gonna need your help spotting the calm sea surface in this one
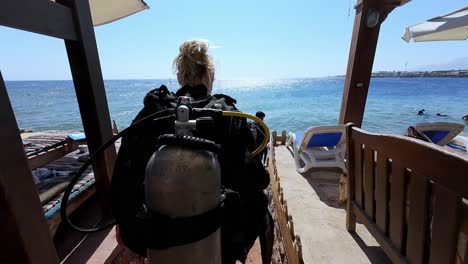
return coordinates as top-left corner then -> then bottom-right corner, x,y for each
5,78 -> 468,136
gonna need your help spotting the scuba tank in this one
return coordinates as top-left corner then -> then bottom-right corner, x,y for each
144,97 -> 222,263
58,85 -> 271,263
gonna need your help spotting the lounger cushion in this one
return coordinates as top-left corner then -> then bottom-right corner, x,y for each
421,130 -> 450,145
295,132 -> 343,148
68,133 -> 86,141
415,122 -> 465,146
308,133 -> 342,148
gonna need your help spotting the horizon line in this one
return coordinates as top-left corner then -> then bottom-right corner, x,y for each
4,69 -> 468,82
4,76 -> 339,82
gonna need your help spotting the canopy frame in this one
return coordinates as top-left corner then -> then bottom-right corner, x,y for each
339,0 -> 409,127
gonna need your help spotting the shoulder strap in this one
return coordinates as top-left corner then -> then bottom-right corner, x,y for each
212,93 -> 237,105
192,95 -> 238,111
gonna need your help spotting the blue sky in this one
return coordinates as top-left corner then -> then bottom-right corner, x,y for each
0,0 -> 467,80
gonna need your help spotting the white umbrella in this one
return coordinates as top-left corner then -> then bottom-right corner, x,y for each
89,0 -> 149,26
402,6 -> 468,42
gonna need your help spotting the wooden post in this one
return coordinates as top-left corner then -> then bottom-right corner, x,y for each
0,71 -> 59,264
346,124 -> 357,232
61,0 -> 116,213
339,0 -> 406,127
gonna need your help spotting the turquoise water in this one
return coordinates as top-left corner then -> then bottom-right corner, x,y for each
5,78 -> 468,136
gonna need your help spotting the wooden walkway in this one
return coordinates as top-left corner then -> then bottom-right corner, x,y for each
274,145 -> 390,264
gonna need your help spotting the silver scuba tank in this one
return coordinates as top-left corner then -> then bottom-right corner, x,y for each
144,98 -> 222,264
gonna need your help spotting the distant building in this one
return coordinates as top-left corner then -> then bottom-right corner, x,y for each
370,69 -> 468,78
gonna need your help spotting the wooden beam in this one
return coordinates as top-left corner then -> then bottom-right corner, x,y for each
61,0 -> 116,214
0,0 -> 77,40
339,0 -> 404,127
0,71 -> 59,264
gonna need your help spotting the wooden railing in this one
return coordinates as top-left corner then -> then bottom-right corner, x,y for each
269,132 -> 304,264
346,125 -> 468,263
272,131 -> 287,146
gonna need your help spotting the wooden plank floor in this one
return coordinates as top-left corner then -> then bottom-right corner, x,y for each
274,145 -> 391,264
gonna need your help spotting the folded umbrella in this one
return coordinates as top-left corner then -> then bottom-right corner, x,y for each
89,0 -> 149,26
402,6 -> 468,42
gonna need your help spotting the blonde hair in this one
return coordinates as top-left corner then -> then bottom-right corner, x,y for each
173,40 -> 215,92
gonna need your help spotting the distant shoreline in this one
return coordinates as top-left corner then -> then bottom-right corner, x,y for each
372,75 -> 468,78
336,70 -> 468,78
5,70 -> 468,82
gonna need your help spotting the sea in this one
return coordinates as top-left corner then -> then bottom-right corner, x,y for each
4,77 -> 468,137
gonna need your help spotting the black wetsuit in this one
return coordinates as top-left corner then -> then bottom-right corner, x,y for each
111,84 -> 271,264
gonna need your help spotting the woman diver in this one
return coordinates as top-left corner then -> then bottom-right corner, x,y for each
111,40 -> 272,264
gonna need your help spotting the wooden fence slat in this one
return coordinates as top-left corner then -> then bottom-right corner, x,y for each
354,143 -> 364,207
346,125 -> 356,232
406,174 -> 429,264
272,131 -> 278,146
464,242 -> 468,264
352,202 -> 407,263
389,162 -> 406,252
429,185 -> 461,264
375,153 -> 388,233
364,147 -> 375,219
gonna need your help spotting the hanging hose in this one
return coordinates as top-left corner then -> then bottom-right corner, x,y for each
60,109 -> 175,233
222,111 -> 270,156
61,109 -> 270,233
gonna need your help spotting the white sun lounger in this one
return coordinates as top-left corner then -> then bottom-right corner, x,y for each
414,122 -> 467,152
286,125 -> 347,174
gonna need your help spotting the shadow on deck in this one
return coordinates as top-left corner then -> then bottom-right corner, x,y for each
284,145 -> 345,209
274,145 -> 390,264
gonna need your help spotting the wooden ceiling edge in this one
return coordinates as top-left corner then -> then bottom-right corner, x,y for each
0,0 -> 78,41
398,0 -> 411,7
353,0 -> 409,18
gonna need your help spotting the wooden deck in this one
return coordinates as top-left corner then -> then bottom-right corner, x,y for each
273,145 -> 390,263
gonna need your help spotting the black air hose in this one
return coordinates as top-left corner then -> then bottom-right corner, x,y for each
60,109 -> 174,233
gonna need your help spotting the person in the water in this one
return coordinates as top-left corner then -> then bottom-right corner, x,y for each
463,114 -> 468,121
418,109 -> 425,115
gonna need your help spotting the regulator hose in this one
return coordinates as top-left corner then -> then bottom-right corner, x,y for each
222,111 -> 270,156
61,109 -> 270,233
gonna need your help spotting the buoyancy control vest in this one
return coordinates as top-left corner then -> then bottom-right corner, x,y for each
111,84 -> 272,263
